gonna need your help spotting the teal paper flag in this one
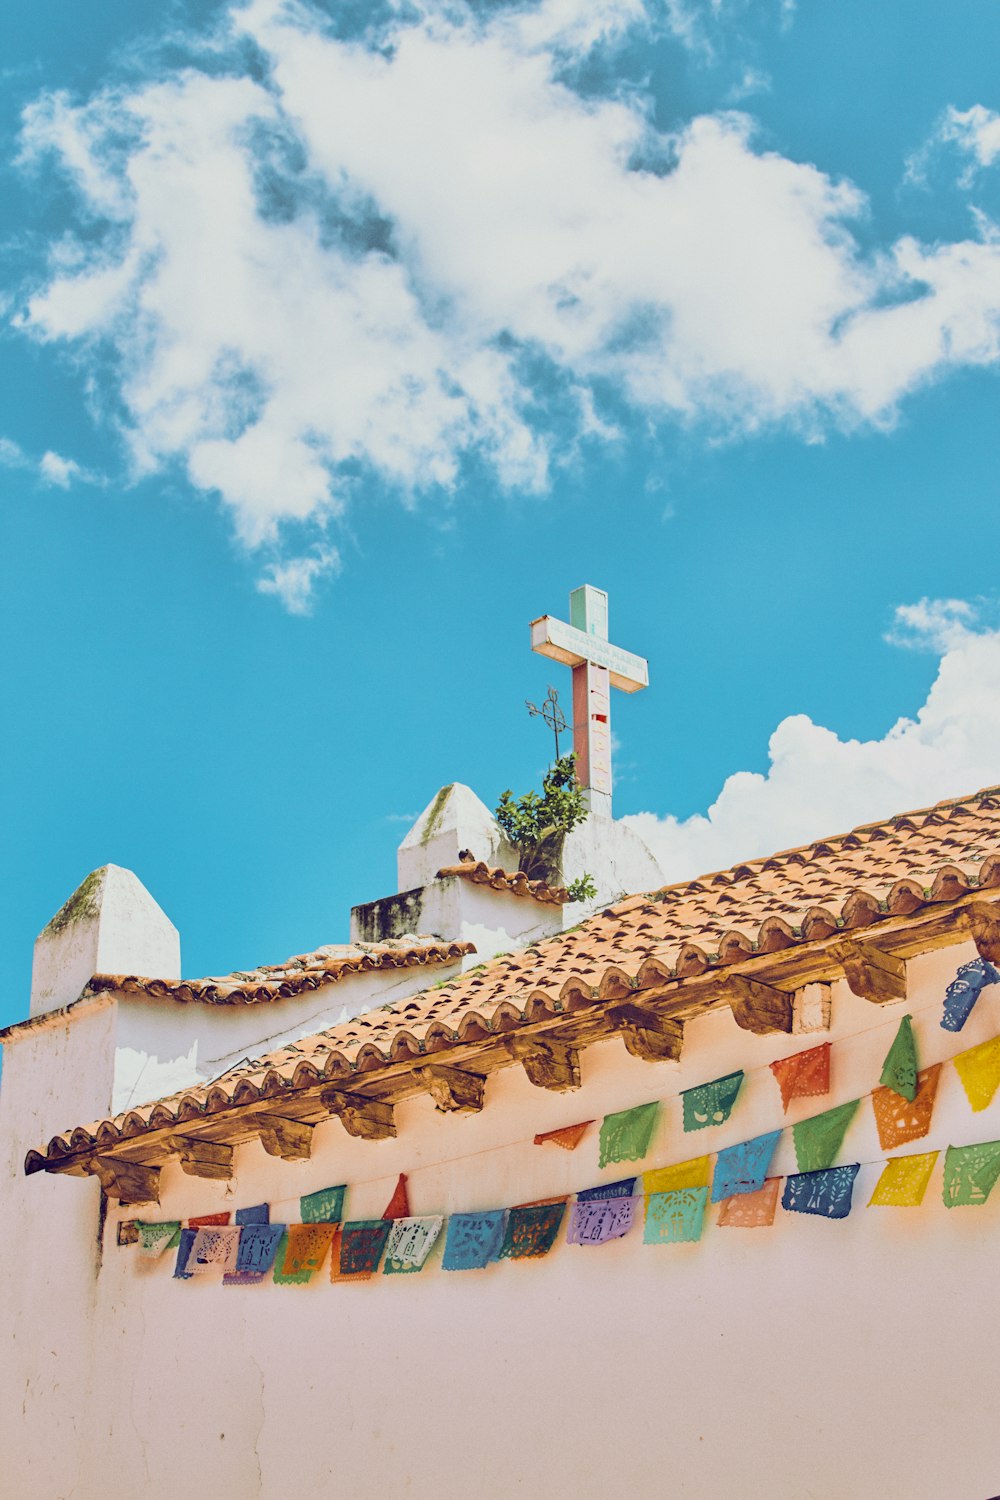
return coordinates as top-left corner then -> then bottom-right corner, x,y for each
643,1187 -> 708,1244
682,1072 -> 744,1132
598,1102 -> 659,1168
792,1099 -> 859,1172
300,1185 -> 346,1224
880,1015 -> 918,1101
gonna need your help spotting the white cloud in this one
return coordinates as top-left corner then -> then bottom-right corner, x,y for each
907,104 -> 1000,189
16,0 -> 1000,580
0,435 -> 94,488
39,450 -> 84,488
255,543 -> 341,613
624,599 -> 1000,882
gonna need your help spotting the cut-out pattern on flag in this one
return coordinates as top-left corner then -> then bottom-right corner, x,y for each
499,1200 -> 567,1260
274,1224 -> 336,1284
643,1186 -> 708,1244
717,1178 -> 780,1228
953,1036 -> 1000,1113
792,1099 -> 859,1172
383,1216 -> 444,1275
880,1015 -> 918,1101
869,1153 -> 939,1207
442,1210 -> 507,1271
941,957 -> 1000,1032
300,1185 -> 346,1224
188,1226 -> 241,1275
577,1177 -> 636,1201
712,1131 -> 782,1203
566,1194 -> 636,1245
872,1064 -> 941,1151
136,1221 -> 180,1258
333,1220 -> 393,1281
769,1043 -> 831,1111
224,1223 -> 286,1286
235,1204 -> 270,1226
381,1174 -> 409,1220
598,1102 -> 659,1168
173,1228 -> 197,1280
682,1071 -> 744,1132
782,1165 -> 860,1219
187,1213 -> 231,1228
942,1141 -> 1000,1207
533,1122 -> 592,1151
643,1157 -> 711,1194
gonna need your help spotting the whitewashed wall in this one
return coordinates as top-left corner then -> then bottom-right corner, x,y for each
4,939 -> 1000,1500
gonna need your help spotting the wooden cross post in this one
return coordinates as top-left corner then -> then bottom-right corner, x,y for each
530,585 -> 648,817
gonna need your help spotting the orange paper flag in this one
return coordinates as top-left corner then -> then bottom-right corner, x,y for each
382,1173 -> 410,1220
717,1178 -> 780,1228
534,1122 -> 592,1151
769,1043 -> 831,1111
872,1064 -> 941,1151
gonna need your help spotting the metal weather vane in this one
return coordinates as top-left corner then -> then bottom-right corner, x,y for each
525,684 -> 567,762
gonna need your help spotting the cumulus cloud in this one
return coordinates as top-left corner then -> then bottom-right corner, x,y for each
15,0 -> 1000,586
0,435 -> 94,488
255,543 -> 341,613
624,599 -> 1000,882
908,104 -> 1000,188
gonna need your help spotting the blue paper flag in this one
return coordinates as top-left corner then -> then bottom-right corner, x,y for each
235,1203 -> 270,1226
172,1227 -> 197,1279
643,1186 -> 708,1244
941,957 -> 1000,1032
577,1177 -> 636,1202
711,1130 -> 782,1203
442,1211 -> 507,1271
229,1223 -> 285,1280
782,1164 -> 860,1219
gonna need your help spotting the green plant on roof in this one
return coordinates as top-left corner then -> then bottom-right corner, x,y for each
495,753 -> 597,903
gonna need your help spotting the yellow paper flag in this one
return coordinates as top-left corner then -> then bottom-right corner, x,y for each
643,1156 -> 711,1194
869,1152 -> 939,1207
953,1035 -> 1000,1113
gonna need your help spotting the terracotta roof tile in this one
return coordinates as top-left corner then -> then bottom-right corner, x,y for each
26,783 -> 1000,1175
436,861 -> 568,905
84,936 -> 474,1006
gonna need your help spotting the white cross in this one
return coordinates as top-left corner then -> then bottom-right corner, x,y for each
529,585 -> 648,818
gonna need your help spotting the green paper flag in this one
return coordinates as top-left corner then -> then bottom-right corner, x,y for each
598,1102 -> 659,1167
942,1141 -> 1000,1207
880,1015 -> 918,1101
792,1099 -> 859,1172
301,1185 -> 346,1224
681,1072 -> 744,1132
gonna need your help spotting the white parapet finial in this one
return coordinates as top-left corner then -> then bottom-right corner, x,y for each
30,864 -> 180,1017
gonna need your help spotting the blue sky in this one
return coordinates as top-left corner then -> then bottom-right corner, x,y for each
4,0 -> 1000,1026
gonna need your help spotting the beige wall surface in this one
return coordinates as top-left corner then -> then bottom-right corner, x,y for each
4,940 -> 1000,1500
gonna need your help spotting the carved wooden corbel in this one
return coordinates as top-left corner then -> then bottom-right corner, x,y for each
505,1034 -> 581,1092
719,975 -> 794,1036
320,1089 -> 396,1140
828,939 -> 906,1004
417,1064 -> 486,1113
255,1113 -> 315,1161
88,1154 -> 160,1205
606,1003 -> 685,1063
966,901 -> 1000,965
168,1135 -> 234,1181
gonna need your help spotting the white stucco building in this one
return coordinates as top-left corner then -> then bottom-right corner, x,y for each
4,777 -> 1000,1499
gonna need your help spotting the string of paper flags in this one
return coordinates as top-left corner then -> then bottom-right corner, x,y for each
125,955 -> 1000,1283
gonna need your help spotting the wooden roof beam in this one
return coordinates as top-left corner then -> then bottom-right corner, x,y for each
89,1155 -> 159,1205
255,1113 -> 315,1161
417,1064 -> 485,1113
828,939 -> 906,1004
505,1033 -> 580,1091
718,975 -> 794,1036
320,1089 -> 396,1140
606,1003 -> 684,1063
168,1135 -> 234,1181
